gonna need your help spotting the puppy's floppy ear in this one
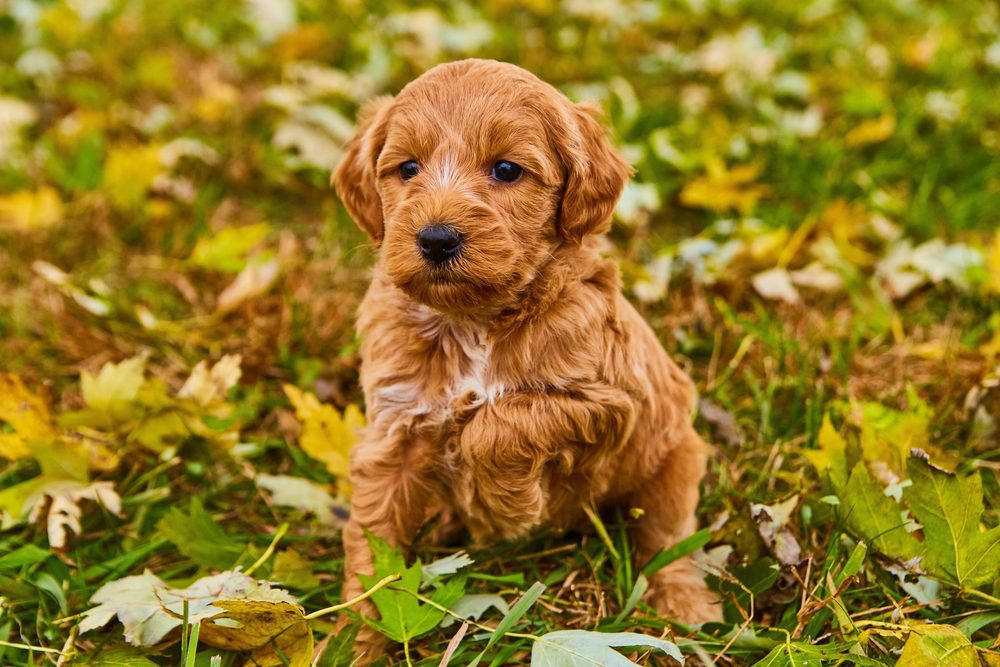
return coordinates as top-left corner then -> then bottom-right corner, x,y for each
557,103 -> 633,243
332,96 -> 393,242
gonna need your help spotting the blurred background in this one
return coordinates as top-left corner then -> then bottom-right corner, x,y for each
0,0 -> 998,664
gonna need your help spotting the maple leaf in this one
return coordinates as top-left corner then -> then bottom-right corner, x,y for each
81,356 -> 147,414
282,384 -> 362,496
842,462 -> 921,561
81,569 -> 304,658
679,159 -> 770,214
804,413 -> 848,489
358,532 -> 467,644
256,473 -> 344,524
0,373 -> 55,459
905,454 -> 1000,590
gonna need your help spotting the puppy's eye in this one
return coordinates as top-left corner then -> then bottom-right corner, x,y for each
399,161 -> 420,181
491,160 -> 523,183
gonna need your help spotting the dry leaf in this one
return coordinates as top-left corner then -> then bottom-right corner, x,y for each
216,257 -> 281,313
752,267 -> 801,304
0,187 -> 63,230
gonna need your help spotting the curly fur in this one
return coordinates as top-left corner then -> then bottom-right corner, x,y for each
333,59 -> 720,662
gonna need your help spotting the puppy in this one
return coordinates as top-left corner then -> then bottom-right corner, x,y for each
333,59 -> 719,660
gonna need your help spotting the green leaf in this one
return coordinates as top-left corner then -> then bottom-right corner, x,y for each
88,648 -> 159,666
842,463 -> 921,559
530,630 -> 682,666
0,544 -> 51,570
905,456 -> 1000,589
190,223 -> 271,272
897,624 -> 980,667
468,582 -> 546,667
156,498 -> 245,570
357,532 -> 467,644
954,611 -> 1000,638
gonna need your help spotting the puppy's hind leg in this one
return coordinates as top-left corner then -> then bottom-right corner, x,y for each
627,429 -> 721,624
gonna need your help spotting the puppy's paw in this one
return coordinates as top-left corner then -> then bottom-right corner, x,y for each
647,566 -> 722,625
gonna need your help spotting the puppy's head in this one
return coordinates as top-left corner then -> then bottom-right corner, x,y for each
334,59 -> 631,314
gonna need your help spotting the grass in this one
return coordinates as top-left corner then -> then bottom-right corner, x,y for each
0,0 -> 998,664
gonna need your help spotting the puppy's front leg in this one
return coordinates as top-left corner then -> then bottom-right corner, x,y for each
458,384 -> 635,540
341,432 -> 442,663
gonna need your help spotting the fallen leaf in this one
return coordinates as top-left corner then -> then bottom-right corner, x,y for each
256,473 -> 342,524
271,549 -> 320,589
177,355 -> 242,407
82,357 -> 147,413
752,267 -> 801,304
282,384 -> 362,496
0,374 -> 54,459
842,463 -> 921,561
750,495 -> 803,566
804,413 -> 848,489
530,630 -> 682,666
439,594 -> 509,628
897,624 -> 979,667
679,159 -> 770,214
845,114 -> 895,147
190,223 -> 271,272
0,187 -> 63,230
33,480 -> 121,548
80,570 -> 299,647
905,454 -> 1000,589
789,262 -> 843,292
216,256 -> 281,312
156,498 -> 245,570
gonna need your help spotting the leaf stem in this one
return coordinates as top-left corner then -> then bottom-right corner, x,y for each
303,574 -> 401,620
0,640 -> 67,655
401,587 -> 538,641
963,588 -> 1000,607
244,522 -> 289,577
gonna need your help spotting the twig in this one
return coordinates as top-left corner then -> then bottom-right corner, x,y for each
244,522 -> 289,577
0,640 -> 67,655
304,574 -> 401,620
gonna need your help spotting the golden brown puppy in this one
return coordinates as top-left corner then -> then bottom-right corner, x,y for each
334,58 -> 719,660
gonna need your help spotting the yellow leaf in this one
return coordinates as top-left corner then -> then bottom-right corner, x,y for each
0,374 -> 55,459
282,384 -> 362,496
0,187 -> 63,230
82,357 -> 147,412
102,144 -> 163,210
177,355 -> 243,407
846,114 -> 895,148
679,159 -> 770,214
804,413 -> 848,488
200,600 -> 313,667
818,199 -> 876,266
988,229 -> 1000,295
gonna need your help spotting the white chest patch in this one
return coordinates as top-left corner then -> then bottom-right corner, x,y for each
370,306 -> 505,428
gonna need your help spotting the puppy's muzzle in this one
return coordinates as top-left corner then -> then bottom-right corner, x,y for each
417,224 -> 463,265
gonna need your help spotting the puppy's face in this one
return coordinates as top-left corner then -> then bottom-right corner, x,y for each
334,60 -> 630,315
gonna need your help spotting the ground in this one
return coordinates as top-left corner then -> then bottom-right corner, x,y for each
0,0 -> 998,665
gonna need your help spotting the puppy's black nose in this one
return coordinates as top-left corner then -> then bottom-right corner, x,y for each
417,224 -> 463,265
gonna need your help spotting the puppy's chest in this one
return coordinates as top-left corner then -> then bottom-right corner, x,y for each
367,315 -> 504,433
